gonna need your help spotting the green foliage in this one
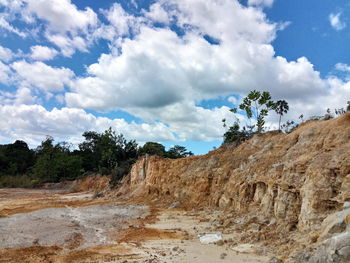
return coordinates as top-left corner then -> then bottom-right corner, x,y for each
223,91 -> 292,144
237,90 -> 276,133
139,142 -> 166,157
275,100 -> 289,131
223,121 -> 250,144
32,137 -> 82,183
166,145 -> 194,159
79,128 -> 137,174
0,128 -> 195,188
138,142 -> 193,159
78,128 -> 139,186
0,175 -> 35,188
0,140 -> 35,176
223,90 -> 277,144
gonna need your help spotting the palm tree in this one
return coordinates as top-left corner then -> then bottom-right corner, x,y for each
275,100 -> 289,131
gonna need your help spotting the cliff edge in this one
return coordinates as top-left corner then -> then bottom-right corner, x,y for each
123,113 -> 350,262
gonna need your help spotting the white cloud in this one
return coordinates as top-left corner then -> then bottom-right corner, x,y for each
143,3 -> 170,24
247,0 -> 274,8
46,34 -> 88,57
0,86 -> 36,105
129,101 -> 237,141
0,61 -> 12,84
0,0 -> 99,55
227,96 -> 239,105
329,12 -> 346,31
0,15 -> 27,37
11,60 -> 74,92
103,3 -> 133,36
335,63 -> 350,72
1,0 -> 350,147
63,0 -> 350,140
0,104 -> 177,147
0,45 -> 13,62
100,2 -> 145,40
65,2 -> 324,112
30,45 -> 58,61
25,0 -> 98,34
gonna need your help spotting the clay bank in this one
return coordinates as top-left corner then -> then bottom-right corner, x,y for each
122,113 -> 350,262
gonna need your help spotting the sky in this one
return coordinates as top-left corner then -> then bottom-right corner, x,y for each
0,0 -> 350,155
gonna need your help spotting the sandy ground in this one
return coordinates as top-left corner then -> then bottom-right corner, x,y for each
0,188 -> 270,263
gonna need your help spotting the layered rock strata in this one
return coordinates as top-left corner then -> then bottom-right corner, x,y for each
126,114 -> 350,261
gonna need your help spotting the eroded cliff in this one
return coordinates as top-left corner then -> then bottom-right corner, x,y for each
125,114 -> 350,262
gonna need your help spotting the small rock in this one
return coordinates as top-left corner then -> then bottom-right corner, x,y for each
32,238 -> 39,245
172,246 -> 179,251
231,244 -> 255,254
199,233 -> 223,244
220,253 -> 227,259
216,240 -> 224,246
168,201 -> 181,209
268,257 -> 283,263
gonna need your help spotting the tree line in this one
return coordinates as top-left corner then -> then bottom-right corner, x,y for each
0,128 -> 193,188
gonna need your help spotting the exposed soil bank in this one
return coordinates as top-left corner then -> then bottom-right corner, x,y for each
123,114 -> 350,262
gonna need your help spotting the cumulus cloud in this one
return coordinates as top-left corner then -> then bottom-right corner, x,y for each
63,0 -> 350,140
0,45 -> 13,62
0,15 -> 27,37
0,61 -> 12,84
143,3 -> 170,24
30,45 -> 58,61
25,0 -> 97,34
0,101 -> 239,148
335,63 -> 350,72
0,0 -> 99,56
1,0 -> 350,149
46,34 -> 88,57
11,60 -> 74,92
65,1 -> 325,119
26,0 -> 98,56
102,3 -> 136,36
0,104 -> 178,147
247,0 -> 274,8
329,12 -> 346,31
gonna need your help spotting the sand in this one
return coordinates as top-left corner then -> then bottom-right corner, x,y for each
0,188 -> 270,263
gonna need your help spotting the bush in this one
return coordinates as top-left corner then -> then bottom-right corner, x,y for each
223,122 -> 251,145
0,174 -> 35,188
109,160 -> 134,188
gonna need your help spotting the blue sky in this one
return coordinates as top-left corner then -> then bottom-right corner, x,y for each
0,0 -> 349,155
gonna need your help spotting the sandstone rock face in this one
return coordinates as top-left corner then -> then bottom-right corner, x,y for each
126,114 -> 350,259
295,205 -> 350,263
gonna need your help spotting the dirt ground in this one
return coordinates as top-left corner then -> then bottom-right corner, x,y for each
0,188 -> 270,263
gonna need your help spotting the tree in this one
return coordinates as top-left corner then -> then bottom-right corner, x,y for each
347,101 -> 350,112
275,100 -> 289,131
79,128 -> 139,185
139,142 -> 166,157
166,145 -> 194,159
33,137 -> 82,182
223,121 -> 250,144
0,140 -> 35,176
236,90 -> 276,133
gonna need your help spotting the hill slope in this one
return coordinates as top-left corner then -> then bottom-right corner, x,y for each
123,113 -> 350,262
